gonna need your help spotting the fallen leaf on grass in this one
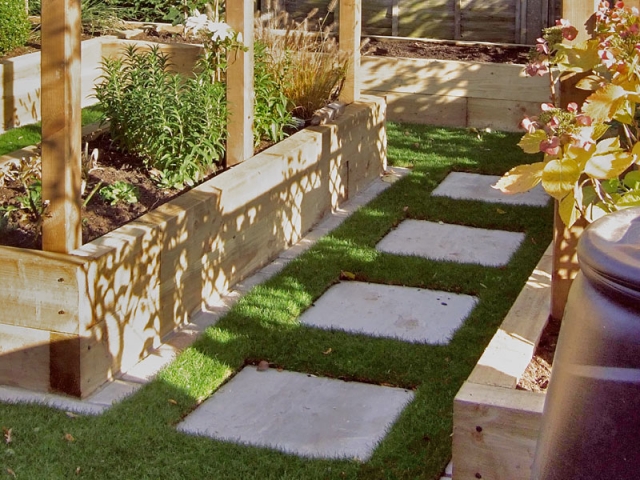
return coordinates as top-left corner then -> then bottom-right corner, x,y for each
65,411 -> 78,419
167,399 -> 178,405
496,208 -> 506,214
64,433 -> 75,442
403,206 -> 409,212
6,468 -> 15,477
322,348 -> 332,355
3,427 -> 12,444
340,271 -> 355,280
257,360 -> 270,371
75,467 -> 81,475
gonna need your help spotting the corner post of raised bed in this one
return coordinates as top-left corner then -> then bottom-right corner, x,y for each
40,0 -> 83,253
547,0 -> 598,320
226,0 -> 254,167
338,0 -> 361,104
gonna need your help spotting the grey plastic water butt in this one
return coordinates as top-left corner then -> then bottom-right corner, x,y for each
531,207 -> 640,479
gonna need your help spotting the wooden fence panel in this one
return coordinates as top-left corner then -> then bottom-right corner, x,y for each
268,0 -> 557,44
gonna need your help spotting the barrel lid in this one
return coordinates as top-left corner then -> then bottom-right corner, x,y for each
578,207 -> 640,294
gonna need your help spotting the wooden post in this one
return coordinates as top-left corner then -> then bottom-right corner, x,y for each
40,0 -> 82,252
226,0 -> 254,167
339,0 -> 361,104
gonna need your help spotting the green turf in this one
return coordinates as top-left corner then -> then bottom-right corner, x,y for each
0,105 -> 104,156
0,123 -> 552,479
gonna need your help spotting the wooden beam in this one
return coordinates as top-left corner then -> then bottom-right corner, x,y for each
226,0 -> 254,167
339,0 -> 361,104
41,0 -> 82,252
391,0 -> 399,36
454,0 -> 462,40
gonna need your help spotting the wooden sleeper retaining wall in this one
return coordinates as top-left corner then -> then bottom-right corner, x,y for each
0,96 -> 386,398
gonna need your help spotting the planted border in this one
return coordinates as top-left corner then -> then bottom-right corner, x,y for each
0,97 -> 386,397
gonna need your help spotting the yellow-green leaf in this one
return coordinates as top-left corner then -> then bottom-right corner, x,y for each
555,40 -> 601,73
585,150 -> 634,179
583,84 -> 629,122
542,159 -> 581,199
613,100 -> 636,124
517,130 -> 547,154
558,191 -> 581,227
618,189 -> 640,207
576,75 -> 604,91
564,143 -> 596,170
493,162 -> 544,193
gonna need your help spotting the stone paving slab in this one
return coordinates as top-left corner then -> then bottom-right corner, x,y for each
376,220 -> 525,267
432,172 -> 549,206
300,282 -> 477,344
177,367 -> 414,460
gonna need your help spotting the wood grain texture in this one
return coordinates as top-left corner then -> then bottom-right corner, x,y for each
41,0 -> 83,252
453,381 -> 545,480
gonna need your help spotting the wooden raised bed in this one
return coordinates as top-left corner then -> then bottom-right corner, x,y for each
0,96 -> 386,398
360,54 -> 549,132
0,37 -> 204,133
452,244 -> 552,480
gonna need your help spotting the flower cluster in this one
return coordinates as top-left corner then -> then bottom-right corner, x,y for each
594,1 -> 640,80
185,10 -> 236,42
495,2 -> 640,226
525,20 -> 578,77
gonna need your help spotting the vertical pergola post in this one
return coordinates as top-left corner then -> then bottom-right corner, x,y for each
40,0 -> 82,253
339,0 -> 361,104
226,0 -> 254,167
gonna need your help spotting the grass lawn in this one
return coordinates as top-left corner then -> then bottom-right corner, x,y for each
0,122 -> 552,479
0,106 -> 103,156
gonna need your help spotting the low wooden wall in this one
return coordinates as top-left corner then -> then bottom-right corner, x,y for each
0,97 -> 386,397
452,244 -> 551,480
0,37 -> 203,134
360,55 -> 549,132
4,36 -> 547,134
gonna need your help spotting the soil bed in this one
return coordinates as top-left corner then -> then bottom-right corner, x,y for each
360,37 -> 531,64
517,315 -> 561,392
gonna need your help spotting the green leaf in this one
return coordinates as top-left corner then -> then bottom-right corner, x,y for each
623,170 -> 640,189
517,130 -> 547,154
613,99 -> 636,124
542,159 -> 581,200
493,162 -> 544,194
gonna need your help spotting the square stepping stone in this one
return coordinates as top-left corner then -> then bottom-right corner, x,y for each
300,282 -> 476,344
376,220 -> 524,267
432,172 -> 548,206
177,367 -> 413,460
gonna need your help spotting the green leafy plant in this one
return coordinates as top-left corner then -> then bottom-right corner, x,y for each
28,0 -> 125,35
99,181 -> 139,205
0,0 -> 31,56
95,45 -> 227,186
495,1 -> 640,226
253,41 -> 295,146
0,156 -> 47,224
255,0 -> 350,119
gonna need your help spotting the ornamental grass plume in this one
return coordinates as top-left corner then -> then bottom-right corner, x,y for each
255,0 -> 349,119
495,1 -> 640,227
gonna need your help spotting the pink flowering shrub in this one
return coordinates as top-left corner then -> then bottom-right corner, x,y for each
495,1 -> 640,226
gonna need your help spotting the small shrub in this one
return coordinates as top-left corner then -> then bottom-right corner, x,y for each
0,0 -> 31,56
28,0 -> 125,35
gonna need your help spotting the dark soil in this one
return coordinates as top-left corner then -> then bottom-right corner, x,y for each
517,315 -> 561,392
360,37 -> 531,64
0,133 -> 185,249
